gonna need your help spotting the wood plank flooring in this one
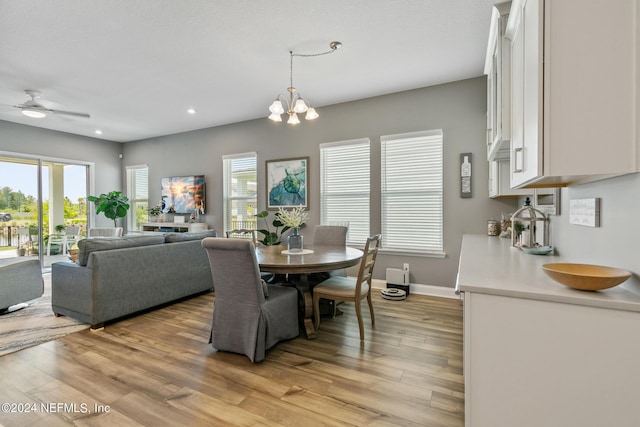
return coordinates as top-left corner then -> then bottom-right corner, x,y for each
0,290 -> 464,427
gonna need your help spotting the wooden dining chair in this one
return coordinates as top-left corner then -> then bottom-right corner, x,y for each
312,234 -> 382,340
225,228 -> 256,243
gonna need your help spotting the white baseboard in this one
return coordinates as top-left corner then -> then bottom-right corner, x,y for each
371,279 -> 459,299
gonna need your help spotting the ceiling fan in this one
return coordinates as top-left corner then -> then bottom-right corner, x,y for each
14,90 -> 90,119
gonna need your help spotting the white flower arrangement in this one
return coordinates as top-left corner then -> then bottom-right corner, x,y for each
275,206 -> 308,229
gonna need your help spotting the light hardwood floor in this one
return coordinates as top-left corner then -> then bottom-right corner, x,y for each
0,290 -> 464,426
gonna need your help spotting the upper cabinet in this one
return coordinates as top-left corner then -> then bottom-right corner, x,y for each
506,0 -> 640,188
484,2 -> 512,162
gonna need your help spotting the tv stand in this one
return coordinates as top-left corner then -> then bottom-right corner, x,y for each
141,222 -> 208,233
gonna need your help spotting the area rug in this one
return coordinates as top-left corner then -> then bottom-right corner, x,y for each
0,273 -> 89,356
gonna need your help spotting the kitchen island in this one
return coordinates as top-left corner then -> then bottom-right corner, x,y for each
457,234 -> 640,427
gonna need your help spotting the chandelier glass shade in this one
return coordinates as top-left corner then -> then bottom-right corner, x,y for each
268,41 -> 341,125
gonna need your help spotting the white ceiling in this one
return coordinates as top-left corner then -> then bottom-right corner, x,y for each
0,0 -> 499,143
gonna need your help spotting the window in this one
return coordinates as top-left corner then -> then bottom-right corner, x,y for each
381,130 -> 443,253
320,139 -> 370,245
223,153 -> 257,233
126,165 -> 149,232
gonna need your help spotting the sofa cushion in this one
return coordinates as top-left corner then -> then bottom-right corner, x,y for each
164,230 -> 218,243
77,235 -> 165,266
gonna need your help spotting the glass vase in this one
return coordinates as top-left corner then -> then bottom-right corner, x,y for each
288,228 -> 303,253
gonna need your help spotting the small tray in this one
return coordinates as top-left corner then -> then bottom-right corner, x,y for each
521,246 -> 553,255
281,249 -> 314,255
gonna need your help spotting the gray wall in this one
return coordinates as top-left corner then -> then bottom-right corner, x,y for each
552,173 -> 640,294
123,77 -> 518,287
0,120 -> 123,228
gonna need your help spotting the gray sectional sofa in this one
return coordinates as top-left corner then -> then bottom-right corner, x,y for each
51,230 -> 217,328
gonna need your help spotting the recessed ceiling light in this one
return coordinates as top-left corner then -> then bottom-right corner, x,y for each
95,130 -> 102,135
187,108 -> 196,115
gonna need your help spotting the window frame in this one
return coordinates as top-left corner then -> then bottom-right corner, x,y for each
222,152 -> 258,234
125,164 -> 149,233
319,138 -> 371,246
380,130 -> 444,256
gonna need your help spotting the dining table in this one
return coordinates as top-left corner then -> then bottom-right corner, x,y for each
255,244 -> 363,339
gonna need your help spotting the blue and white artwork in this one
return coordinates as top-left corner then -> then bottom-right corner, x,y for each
266,157 -> 308,209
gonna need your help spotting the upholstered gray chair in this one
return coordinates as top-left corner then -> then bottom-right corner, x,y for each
313,234 -> 381,341
201,238 -> 299,363
1,260 -> 44,313
312,225 -> 348,247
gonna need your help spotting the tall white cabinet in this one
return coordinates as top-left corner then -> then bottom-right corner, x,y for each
506,0 -> 640,188
485,2 -> 532,198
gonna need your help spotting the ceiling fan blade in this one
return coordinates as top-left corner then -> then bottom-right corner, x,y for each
50,109 -> 91,118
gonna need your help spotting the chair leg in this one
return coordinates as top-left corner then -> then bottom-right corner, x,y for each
367,292 -> 375,326
312,294 -> 321,331
355,300 -> 365,340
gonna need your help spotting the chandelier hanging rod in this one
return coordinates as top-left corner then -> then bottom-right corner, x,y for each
268,41 -> 342,125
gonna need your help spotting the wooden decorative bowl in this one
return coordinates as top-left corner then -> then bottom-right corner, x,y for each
542,263 -> 632,291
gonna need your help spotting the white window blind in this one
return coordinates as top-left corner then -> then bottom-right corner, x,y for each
320,139 -> 370,246
381,130 -> 443,252
126,165 -> 148,231
223,153 -> 257,233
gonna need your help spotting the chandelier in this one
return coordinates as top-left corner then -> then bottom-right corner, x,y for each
268,41 -> 342,124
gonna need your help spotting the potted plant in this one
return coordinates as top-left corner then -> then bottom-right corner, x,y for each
54,224 -> 65,234
67,242 -> 79,262
148,203 -> 163,222
256,210 -> 289,246
88,191 -> 130,227
256,207 -> 308,247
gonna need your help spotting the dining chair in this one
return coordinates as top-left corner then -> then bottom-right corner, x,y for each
225,229 -> 275,282
312,225 -> 348,247
312,234 -> 382,341
310,224 -> 349,315
201,237 -> 299,363
225,228 -> 256,243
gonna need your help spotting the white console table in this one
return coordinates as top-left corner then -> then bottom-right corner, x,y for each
141,222 -> 208,233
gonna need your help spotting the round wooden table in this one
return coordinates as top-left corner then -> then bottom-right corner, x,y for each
256,245 -> 363,338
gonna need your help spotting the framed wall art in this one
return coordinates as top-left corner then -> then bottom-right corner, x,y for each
160,175 -> 206,214
265,157 -> 308,210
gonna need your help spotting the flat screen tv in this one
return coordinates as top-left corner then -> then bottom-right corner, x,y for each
160,175 -> 205,214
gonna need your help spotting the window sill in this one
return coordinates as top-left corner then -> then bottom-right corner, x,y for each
379,248 -> 446,258
348,244 -> 446,259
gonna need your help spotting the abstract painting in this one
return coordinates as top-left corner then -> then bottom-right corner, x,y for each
265,157 -> 308,210
161,175 -> 206,214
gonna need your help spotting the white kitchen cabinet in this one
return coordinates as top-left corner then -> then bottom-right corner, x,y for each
488,159 -> 531,198
484,2 -> 512,161
506,0 -> 639,188
464,292 -> 640,427
457,234 -> 640,427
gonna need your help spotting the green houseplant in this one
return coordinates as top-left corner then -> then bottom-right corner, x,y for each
255,207 -> 308,246
88,191 -> 130,227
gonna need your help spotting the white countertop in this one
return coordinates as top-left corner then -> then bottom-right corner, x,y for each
456,234 -> 640,313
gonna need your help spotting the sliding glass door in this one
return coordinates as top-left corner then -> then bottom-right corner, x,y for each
0,155 -> 89,269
